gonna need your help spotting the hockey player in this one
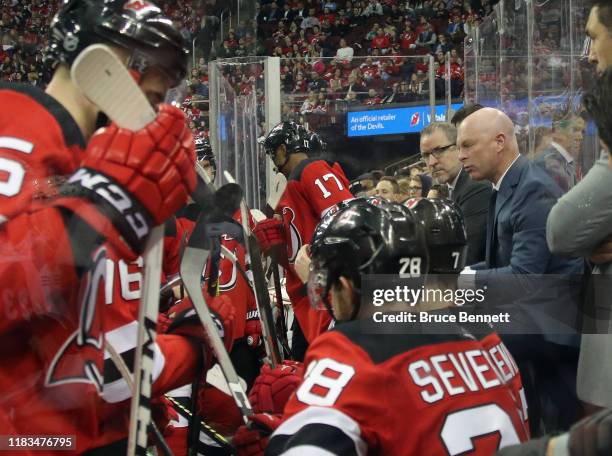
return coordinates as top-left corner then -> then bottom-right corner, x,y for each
0,0 -> 189,221
0,1 -> 204,453
0,84 -> 196,454
236,198 -> 529,455
254,121 -> 353,359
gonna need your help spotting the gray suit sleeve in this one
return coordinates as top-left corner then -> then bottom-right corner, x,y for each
546,156 -> 612,257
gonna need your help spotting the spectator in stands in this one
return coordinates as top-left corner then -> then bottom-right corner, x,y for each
463,13 -> 479,36
308,70 -> 326,91
364,88 -> 382,105
346,72 -> 367,98
371,28 -> 391,54
329,68 -> 344,92
294,1 -> 309,21
293,72 -> 307,93
399,22 -> 418,53
375,176 -> 400,202
362,0 -> 384,17
300,91 -> 318,114
434,33 -> 453,54
301,8 -> 321,29
281,3 -> 295,22
394,178 -> 411,203
334,9 -> 351,34
407,174 -> 432,200
322,1 -> 338,12
381,82 -> 400,103
318,33 -> 335,57
415,21 -> 437,52
320,7 -> 336,25
315,90 -> 330,112
234,38 -> 249,56
447,14 -> 465,42
335,38 -> 354,63
265,2 -> 282,22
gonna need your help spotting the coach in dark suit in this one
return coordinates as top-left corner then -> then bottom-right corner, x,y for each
457,107 -> 583,435
457,108 -> 582,278
420,122 -> 491,264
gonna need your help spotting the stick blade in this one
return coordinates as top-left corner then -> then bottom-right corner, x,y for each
268,172 -> 287,211
71,44 -> 155,130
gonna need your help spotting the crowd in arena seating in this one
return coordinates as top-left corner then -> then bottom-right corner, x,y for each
249,0 -> 485,115
0,0 -> 493,139
0,0 -> 216,137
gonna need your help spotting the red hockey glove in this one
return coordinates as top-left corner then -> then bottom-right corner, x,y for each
197,383 -> 244,436
166,294 -> 236,355
249,361 -> 304,414
157,312 -> 172,334
245,315 -> 262,349
151,395 -> 179,437
54,104 -> 196,254
233,413 -> 282,456
253,218 -> 285,255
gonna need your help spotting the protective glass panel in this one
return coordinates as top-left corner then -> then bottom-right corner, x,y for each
463,0 -> 599,185
209,57 -> 267,209
277,55 -> 459,178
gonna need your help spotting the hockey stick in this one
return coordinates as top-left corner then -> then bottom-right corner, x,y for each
223,171 -> 283,367
263,172 -> 291,358
179,212 -> 254,422
71,44 -> 166,456
105,343 -> 173,456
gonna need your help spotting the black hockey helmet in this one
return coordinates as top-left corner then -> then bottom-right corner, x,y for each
195,137 -> 216,179
308,197 -> 428,321
262,121 -> 315,169
410,198 -> 467,273
46,0 -> 188,87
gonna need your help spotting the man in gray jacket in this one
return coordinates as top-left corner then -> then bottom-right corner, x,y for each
546,2 -> 612,414
496,6 -> 612,452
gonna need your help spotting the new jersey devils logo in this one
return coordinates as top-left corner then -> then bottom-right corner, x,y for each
410,112 -> 420,127
46,248 -> 106,393
202,237 -> 239,292
218,245 -> 239,292
282,207 -> 302,264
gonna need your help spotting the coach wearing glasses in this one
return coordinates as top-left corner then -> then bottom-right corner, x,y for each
420,121 -> 491,264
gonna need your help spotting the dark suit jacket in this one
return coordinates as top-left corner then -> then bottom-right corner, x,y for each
472,155 -> 582,275
452,168 -> 491,265
472,155 -> 583,343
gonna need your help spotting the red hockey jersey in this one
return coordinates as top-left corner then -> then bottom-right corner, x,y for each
0,83 -> 198,452
276,159 -> 352,343
269,315 -> 529,455
0,84 -> 103,453
0,83 -> 85,222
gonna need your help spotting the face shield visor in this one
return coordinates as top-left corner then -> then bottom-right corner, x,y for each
307,258 -> 332,311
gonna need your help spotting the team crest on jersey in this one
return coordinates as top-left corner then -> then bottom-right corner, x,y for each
202,244 -> 239,292
282,206 -> 302,263
46,248 -> 106,393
